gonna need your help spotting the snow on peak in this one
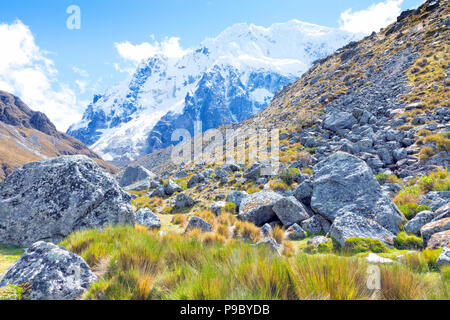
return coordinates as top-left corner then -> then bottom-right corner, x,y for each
67,20 -> 361,163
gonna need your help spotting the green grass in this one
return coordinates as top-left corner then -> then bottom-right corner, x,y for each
0,244 -> 24,276
60,226 -> 448,300
394,232 -> 423,250
343,237 -> 388,255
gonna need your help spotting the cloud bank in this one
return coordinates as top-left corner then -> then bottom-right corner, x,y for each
339,0 -> 403,34
0,20 -> 82,131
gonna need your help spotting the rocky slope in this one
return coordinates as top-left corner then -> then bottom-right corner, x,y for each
135,0 -> 449,178
0,90 -> 117,179
67,20 -> 359,164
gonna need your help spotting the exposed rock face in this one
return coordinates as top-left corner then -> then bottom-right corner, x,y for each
272,196 -> 310,226
292,181 -> 313,205
238,190 -> 283,226
432,203 -> 450,222
261,223 -> 272,238
366,253 -> 393,264
210,201 -> 226,215
301,215 -> 328,235
330,212 -> 396,246
311,152 -> 404,234
0,156 -> 135,247
119,165 -> 156,187
421,218 -> 450,246
185,216 -> 212,232
135,208 -> 161,229
404,211 -> 435,236
427,230 -> 450,249
0,241 -> 96,300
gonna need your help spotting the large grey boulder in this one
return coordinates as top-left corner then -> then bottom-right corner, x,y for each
164,179 -> 182,196
252,238 -> 281,255
421,218 -> 450,246
0,241 -> 96,300
436,247 -> 450,268
244,162 -> 273,180
272,196 -> 310,226
123,179 -> 151,192
311,152 -> 404,235
323,112 -> 357,132
301,215 -> 324,235
432,203 -> 450,222
119,165 -> 155,187
210,201 -> 226,216
238,190 -> 283,226
135,208 -> 161,229
185,216 -> 212,232
0,156 -> 135,247
175,193 -> 195,209
226,191 -> 248,209
187,173 -> 205,188
404,211 -> 435,236
330,212 -> 396,246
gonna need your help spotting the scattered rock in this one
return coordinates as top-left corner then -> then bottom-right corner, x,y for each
292,181 -> 313,205
185,216 -> 212,232
286,223 -> 307,240
306,236 -> 329,247
420,191 -> 450,212
164,179 -> 182,196
187,173 -> 205,188
404,211 -> 435,236
261,223 -> 272,238
226,191 -> 248,209
210,201 -> 226,215
272,196 -> 310,226
323,112 -> 357,132
238,190 -> 283,226
119,165 -> 155,187
0,241 -> 96,300
330,212 -> 395,246
427,230 -> 450,249
421,218 -> 450,246
252,238 -> 281,255
0,156 -> 135,247
175,193 -> 195,209
436,247 -> 450,268
135,208 -> 161,229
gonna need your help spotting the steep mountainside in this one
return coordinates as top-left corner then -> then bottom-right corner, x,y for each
134,0 -> 449,178
0,91 -> 117,179
67,20 -> 359,164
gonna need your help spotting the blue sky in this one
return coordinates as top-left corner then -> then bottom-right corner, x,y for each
0,0 -> 423,130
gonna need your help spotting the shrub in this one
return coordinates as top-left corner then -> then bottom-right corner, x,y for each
0,284 -> 26,300
246,187 -> 261,194
394,232 -> 423,250
161,206 -> 173,215
397,203 -> 430,220
344,237 -> 388,255
302,168 -> 313,176
132,196 -> 163,211
419,146 -> 436,161
375,173 -> 403,185
280,168 -> 300,186
224,202 -> 236,213
268,180 -> 290,191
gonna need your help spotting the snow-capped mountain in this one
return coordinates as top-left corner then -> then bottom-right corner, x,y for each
67,20 -> 361,163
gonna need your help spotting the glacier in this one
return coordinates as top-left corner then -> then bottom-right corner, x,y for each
67,20 -> 361,164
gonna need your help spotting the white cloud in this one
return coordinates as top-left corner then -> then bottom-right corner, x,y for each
72,66 -> 89,77
0,20 -> 82,131
114,36 -> 186,64
339,0 -> 403,34
75,79 -> 87,93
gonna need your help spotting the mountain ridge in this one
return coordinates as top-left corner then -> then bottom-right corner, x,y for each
67,20 -> 360,165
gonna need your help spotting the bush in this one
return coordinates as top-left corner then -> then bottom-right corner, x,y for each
344,237 -> 388,255
224,202 -> 236,213
280,168 -> 300,186
394,232 -> 423,250
303,239 -> 334,255
375,173 -> 402,185
161,206 -> 173,215
397,204 -> 430,220
0,284 -> 26,300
